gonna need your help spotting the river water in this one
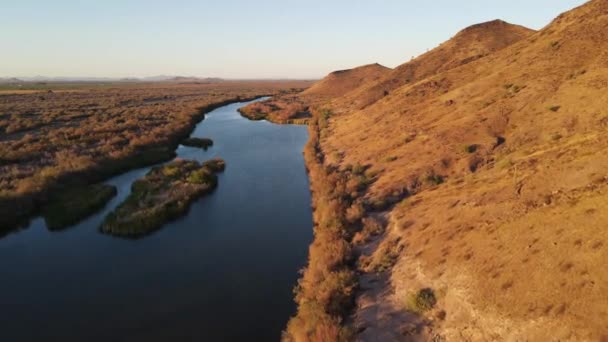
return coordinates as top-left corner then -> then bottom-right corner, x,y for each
0,98 -> 313,341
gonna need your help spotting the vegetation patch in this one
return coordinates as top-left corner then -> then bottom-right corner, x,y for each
42,183 -> 117,230
284,108 -> 359,342
100,158 -> 224,238
181,137 -> 213,149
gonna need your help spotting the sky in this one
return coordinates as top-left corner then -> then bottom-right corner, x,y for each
1,0 -> 588,79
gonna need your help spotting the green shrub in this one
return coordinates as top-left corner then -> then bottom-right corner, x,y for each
406,288 -> 437,314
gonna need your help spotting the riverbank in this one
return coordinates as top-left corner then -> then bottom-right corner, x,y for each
283,109 -> 357,341
0,81 -> 310,234
235,102 -> 369,341
237,96 -> 310,125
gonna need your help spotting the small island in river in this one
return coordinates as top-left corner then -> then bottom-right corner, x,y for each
101,158 -> 225,238
181,137 -> 214,149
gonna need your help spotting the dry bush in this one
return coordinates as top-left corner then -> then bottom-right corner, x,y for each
284,109 -> 358,341
360,237 -> 403,273
352,216 -> 385,245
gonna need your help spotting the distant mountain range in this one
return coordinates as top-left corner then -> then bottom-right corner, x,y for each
0,76 -> 225,84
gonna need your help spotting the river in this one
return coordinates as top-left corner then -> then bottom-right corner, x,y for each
0,98 -> 313,341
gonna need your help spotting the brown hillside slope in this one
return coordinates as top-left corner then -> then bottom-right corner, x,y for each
334,20 -> 535,111
316,0 -> 608,340
302,63 -> 392,98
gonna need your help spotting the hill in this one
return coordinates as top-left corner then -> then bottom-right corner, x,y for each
237,63 -> 390,123
302,63 -> 392,98
285,0 -> 608,340
334,19 -> 535,111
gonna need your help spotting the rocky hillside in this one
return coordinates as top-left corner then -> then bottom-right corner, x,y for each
288,0 -> 608,340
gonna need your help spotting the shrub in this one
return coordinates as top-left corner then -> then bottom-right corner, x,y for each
202,158 -> 226,172
367,197 -> 390,211
162,165 -> 180,177
425,174 -> 444,186
551,132 -> 563,141
187,169 -> 214,184
362,238 -> 402,272
549,105 -> 561,112
351,163 -> 365,175
345,202 -> 364,224
404,133 -> 416,143
464,144 -> 478,154
352,217 -> 384,245
383,156 -> 398,162
284,302 -> 352,342
406,288 -> 437,314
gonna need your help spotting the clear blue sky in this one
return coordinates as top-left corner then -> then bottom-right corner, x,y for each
1,0 -> 587,79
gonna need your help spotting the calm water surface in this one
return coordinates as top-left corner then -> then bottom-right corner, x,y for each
0,98 -> 313,341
